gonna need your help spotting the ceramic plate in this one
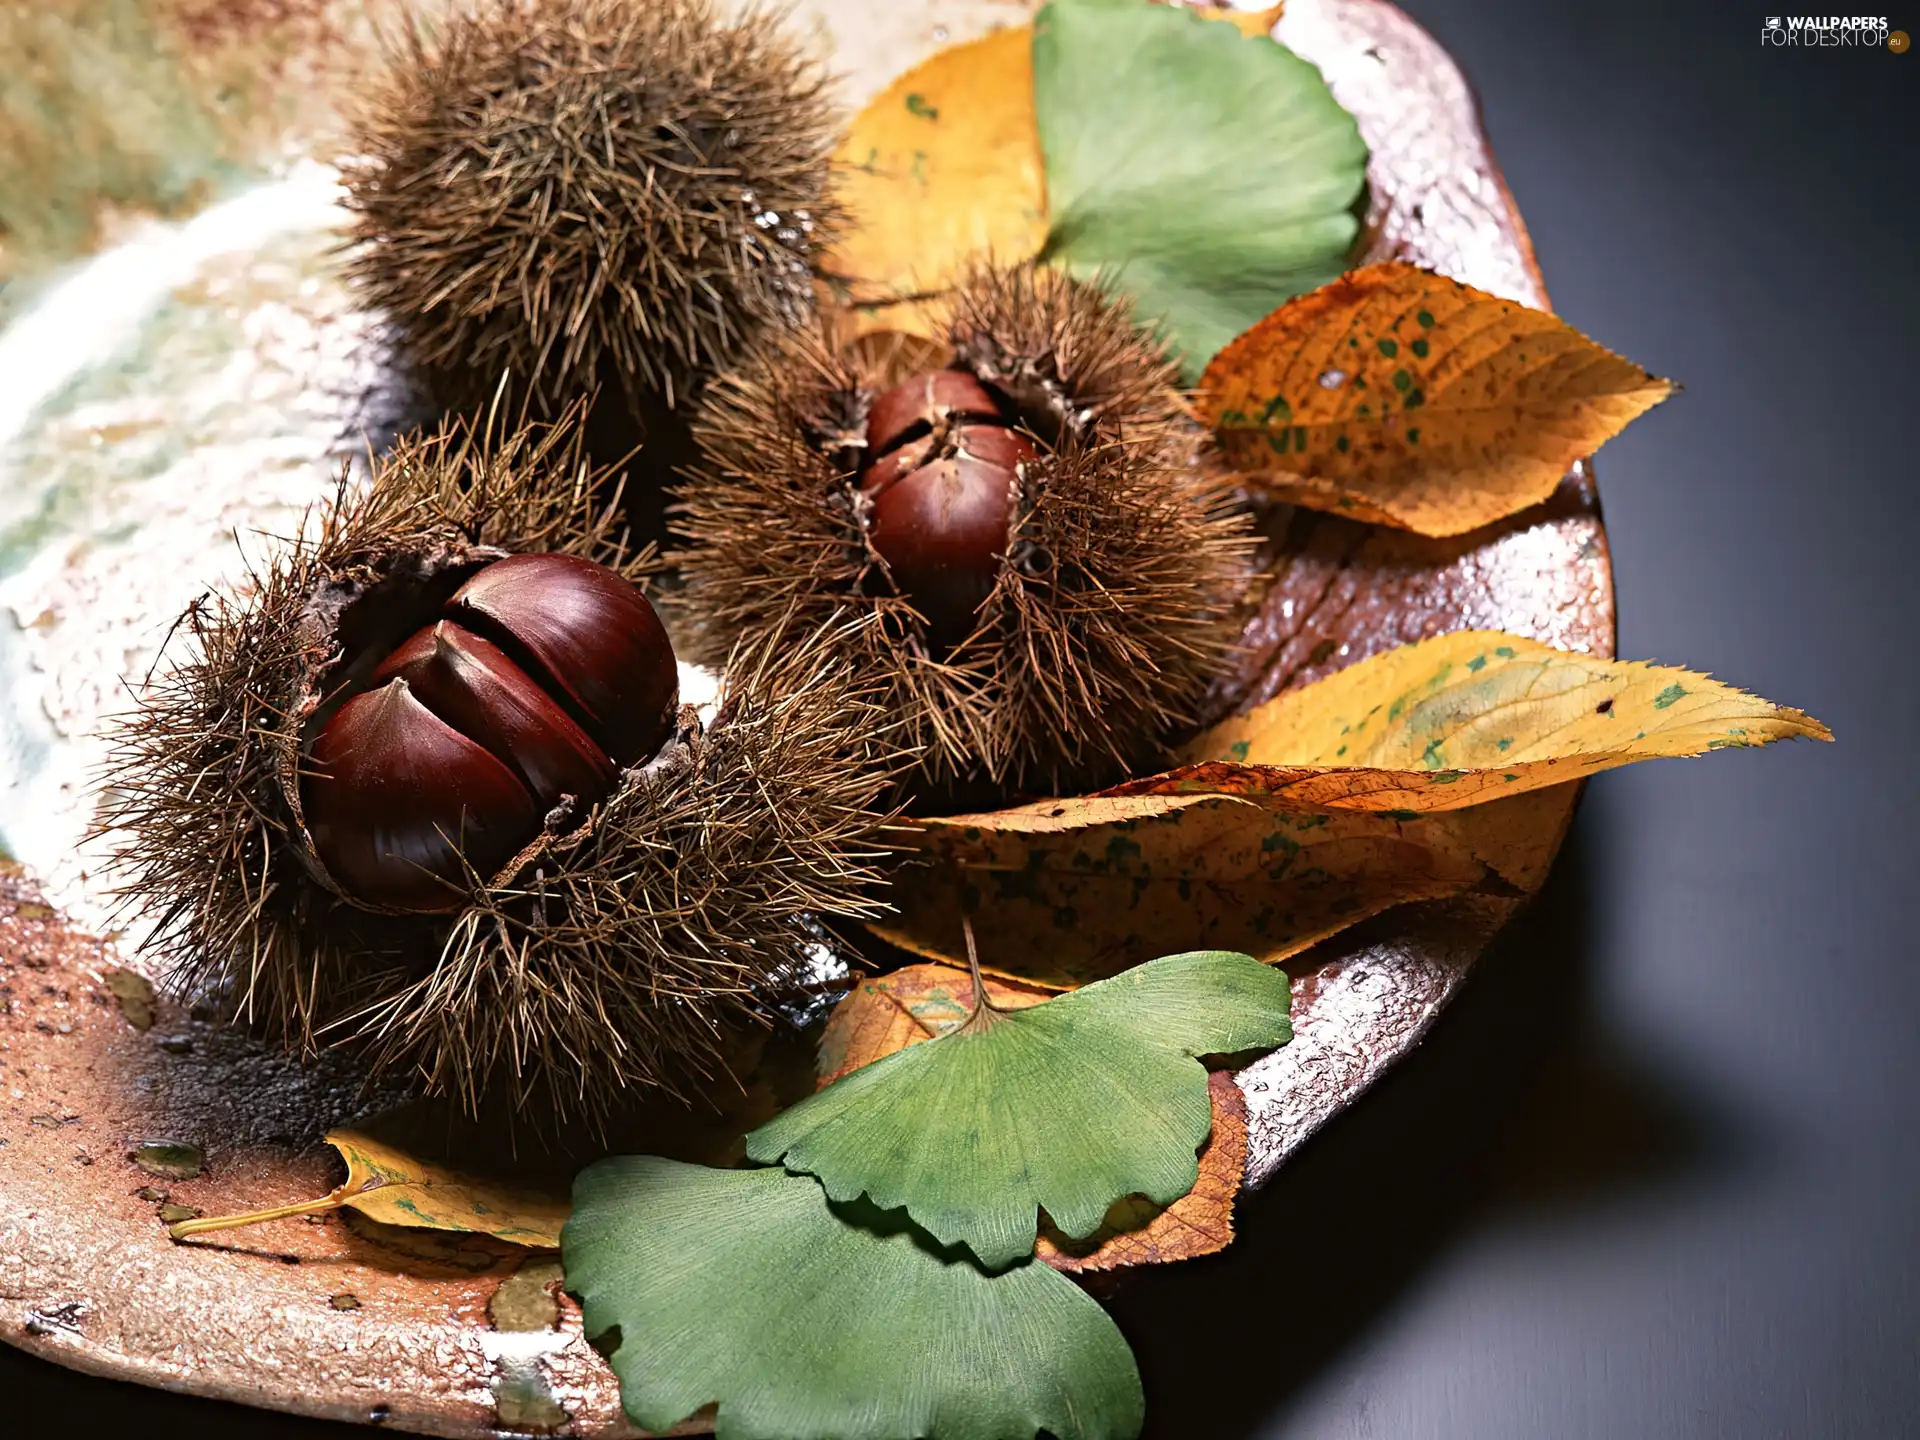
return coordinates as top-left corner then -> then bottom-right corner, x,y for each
0,1 -> 1609,1432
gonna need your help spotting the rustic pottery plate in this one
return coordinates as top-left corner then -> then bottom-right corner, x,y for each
0,0 -> 1610,1433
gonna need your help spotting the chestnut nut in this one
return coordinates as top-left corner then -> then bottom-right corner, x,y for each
303,554 -> 676,913
860,369 -> 1036,647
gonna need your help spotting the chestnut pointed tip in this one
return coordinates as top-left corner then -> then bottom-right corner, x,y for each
866,370 -> 1005,459
854,369 -> 1047,649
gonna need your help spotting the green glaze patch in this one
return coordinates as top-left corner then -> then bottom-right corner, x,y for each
0,0 -> 292,308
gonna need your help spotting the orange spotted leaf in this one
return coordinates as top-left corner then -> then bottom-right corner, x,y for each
1200,263 -> 1676,535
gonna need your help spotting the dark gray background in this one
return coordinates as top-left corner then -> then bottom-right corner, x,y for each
5,0 -> 1915,1434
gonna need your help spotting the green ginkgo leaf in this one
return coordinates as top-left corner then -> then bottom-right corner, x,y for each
746,950 -> 1293,1270
563,1158 -> 1144,1440
1033,0 -> 1368,379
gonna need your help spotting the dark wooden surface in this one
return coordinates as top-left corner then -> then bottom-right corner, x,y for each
5,0 -> 1916,1435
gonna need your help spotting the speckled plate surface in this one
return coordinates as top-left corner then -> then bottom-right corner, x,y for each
0,1 -> 1610,1433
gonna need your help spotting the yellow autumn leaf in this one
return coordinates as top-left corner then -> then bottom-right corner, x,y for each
1106,631 -> 1830,813
823,4 -> 1288,337
1076,3 -> 1289,39
168,1127 -> 569,1249
870,790 -> 1505,987
1199,262 -> 1677,536
823,25 -> 1047,337
1184,3 -> 1289,40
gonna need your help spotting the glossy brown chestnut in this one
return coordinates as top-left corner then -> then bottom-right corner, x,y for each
864,369 -> 1003,461
303,554 -> 676,913
449,553 -> 678,766
305,680 -> 543,913
861,371 -> 1036,646
373,620 -> 616,812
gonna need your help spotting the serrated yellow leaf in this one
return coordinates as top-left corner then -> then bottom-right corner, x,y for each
1119,631 -> 1830,813
876,632 -> 1827,983
1200,263 -> 1677,536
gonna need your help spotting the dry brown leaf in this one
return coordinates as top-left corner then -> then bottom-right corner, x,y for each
1200,262 -> 1676,535
1190,3 -> 1288,39
874,632 -> 1827,984
1111,630 -> 1831,813
814,963 -> 1056,1086
870,791 -> 1504,988
822,4 -> 1290,337
1434,786 -> 1581,896
1037,1070 -> 1247,1272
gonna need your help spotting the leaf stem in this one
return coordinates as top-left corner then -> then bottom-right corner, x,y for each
167,1173 -> 386,1242
958,915 -> 1005,1034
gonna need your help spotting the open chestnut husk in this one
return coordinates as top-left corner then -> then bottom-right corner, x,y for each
670,262 -> 1258,799
100,414 -> 895,1120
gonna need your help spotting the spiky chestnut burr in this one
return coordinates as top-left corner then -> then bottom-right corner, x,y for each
98,414 -> 895,1122
340,0 -> 837,417
670,263 -> 1259,800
